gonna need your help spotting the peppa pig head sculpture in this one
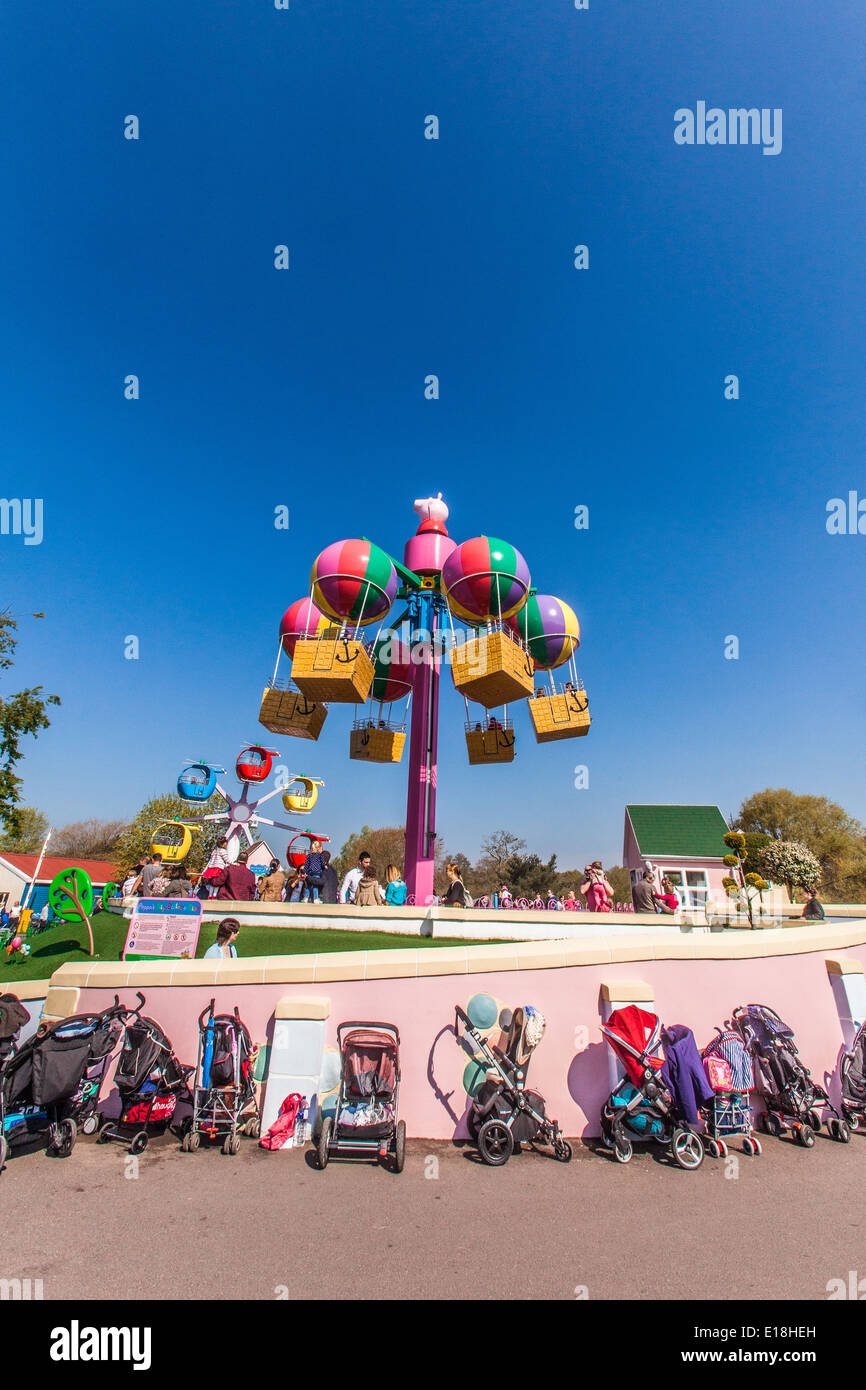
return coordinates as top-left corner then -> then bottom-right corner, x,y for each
405,493 -> 457,575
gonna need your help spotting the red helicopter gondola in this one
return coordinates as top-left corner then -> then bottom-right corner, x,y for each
235,744 -> 279,783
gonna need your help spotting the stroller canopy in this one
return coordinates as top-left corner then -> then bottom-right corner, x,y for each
341,1029 -> 399,1100
601,1006 -> 664,1087
115,1016 -> 186,1097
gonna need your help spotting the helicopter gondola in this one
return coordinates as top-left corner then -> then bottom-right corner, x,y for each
177,761 -> 226,801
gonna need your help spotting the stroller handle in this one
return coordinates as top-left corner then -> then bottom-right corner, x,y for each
198,998 -> 216,1031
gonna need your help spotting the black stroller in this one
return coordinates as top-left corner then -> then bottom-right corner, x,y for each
181,1000 -> 261,1154
732,1004 -> 850,1146
455,1004 -> 572,1165
97,993 -> 193,1154
841,1019 -> 866,1132
1,994 -> 125,1171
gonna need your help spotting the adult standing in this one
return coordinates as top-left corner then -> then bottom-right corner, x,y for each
134,855 -> 164,896
631,868 -> 660,914
340,850 -> 372,905
211,849 -> 257,901
440,863 -> 467,908
581,862 -> 614,913
319,851 -> 339,904
161,866 -> 192,897
259,860 -> 286,902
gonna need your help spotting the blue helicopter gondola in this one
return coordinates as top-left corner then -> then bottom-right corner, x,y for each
177,760 -> 226,802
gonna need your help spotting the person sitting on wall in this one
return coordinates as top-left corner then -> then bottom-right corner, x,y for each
204,917 -> 241,960
210,848 -> 257,901
802,888 -> 826,921
340,851 -> 372,905
439,863 -> 467,908
631,868 -> 661,914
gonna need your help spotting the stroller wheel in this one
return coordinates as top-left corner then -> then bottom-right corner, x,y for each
795,1124 -> 815,1148
848,1112 -> 862,1132
759,1112 -> 781,1138
705,1138 -> 724,1159
829,1118 -> 851,1144
53,1119 -> 77,1159
129,1132 -> 149,1156
187,1130 -> 200,1152
393,1120 -> 406,1173
671,1128 -> 704,1170
553,1139 -> 573,1163
808,1109 -> 823,1133
317,1117 -> 333,1170
222,1133 -> 241,1156
80,1114 -> 99,1137
742,1135 -> 761,1156
0,1133 -> 9,1171
477,1119 -> 514,1166
245,1117 -> 261,1139
613,1137 -> 632,1164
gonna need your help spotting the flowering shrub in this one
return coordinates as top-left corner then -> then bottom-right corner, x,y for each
759,840 -> 821,894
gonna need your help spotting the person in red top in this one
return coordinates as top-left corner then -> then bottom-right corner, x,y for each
656,876 -> 680,914
211,848 -> 257,901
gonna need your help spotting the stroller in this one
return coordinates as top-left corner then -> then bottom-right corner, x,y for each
454,1003 -> 572,1165
701,1027 -> 761,1157
1,995 -> 125,1171
317,1021 -> 406,1172
731,1004 -> 850,1146
97,993 -> 193,1154
599,1006 -> 704,1169
840,1018 -> 866,1133
181,999 -> 261,1154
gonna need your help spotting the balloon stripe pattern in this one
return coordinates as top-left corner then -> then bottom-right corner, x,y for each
370,636 -> 413,702
442,536 -> 531,625
507,593 -> 580,670
311,539 -> 398,626
279,597 -> 329,656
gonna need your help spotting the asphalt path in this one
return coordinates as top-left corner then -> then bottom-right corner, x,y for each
2,1129 -> 864,1300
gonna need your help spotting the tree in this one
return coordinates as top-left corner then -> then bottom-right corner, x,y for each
478,830 -> 525,882
507,851 -> 559,899
333,825 -> 445,885
759,840 -> 821,898
0,805 -> 49,852
735,789 -> 866,902
0,610 -> 60,837
114,793 -> 228,872
603,865 -> 631,904
53,818 -> 128,860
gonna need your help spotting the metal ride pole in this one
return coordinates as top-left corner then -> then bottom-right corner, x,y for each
405,590 -> 439,906
21,826 -> 52,912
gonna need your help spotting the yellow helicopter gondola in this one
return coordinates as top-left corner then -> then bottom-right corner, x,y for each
281,776 -> 325,815
149,819 -> 203,863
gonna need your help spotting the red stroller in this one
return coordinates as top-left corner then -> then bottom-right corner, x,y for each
316,1022 -> 405,1172
599,1006 -> 704,1169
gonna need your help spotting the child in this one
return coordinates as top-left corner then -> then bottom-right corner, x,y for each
384,864 -> 408,906
301,840 -> 326,902
355,864 -> 384,907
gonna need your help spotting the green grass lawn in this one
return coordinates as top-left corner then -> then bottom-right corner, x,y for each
0,910 -> 508,985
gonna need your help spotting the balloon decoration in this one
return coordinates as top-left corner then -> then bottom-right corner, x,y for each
279,597 -> 329,657
310,539 -> 398,626
441,536 -> 531,625
370,636 -> 413,703
507,593 -> 580,670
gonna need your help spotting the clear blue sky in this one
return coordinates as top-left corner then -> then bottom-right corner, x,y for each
2,0 -> 864,871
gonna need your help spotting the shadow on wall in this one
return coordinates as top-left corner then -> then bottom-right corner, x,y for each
567,1041 -> 608,1140
427,1023 -> 467,1133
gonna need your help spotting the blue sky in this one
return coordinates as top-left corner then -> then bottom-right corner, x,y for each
2,0 -> 864,871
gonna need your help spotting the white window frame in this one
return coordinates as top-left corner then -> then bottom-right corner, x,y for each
660,867 -> 709,910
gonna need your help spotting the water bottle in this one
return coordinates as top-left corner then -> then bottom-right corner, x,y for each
293,1097 -> 307,1146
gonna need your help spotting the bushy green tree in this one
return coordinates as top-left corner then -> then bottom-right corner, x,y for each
0,611 -> 60,836
114,793 -> 228,872
0,805 -> 49,852
759,840 -> 822,898
736,789 -> 866,902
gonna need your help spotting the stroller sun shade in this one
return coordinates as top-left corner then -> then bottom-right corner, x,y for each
341,1030 -> 398,1099
601,1006 -> 665,1087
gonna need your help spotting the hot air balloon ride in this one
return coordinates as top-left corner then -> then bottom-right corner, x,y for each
444,536 -> 534,709
291,539 -> 398,704
177,760 -> 225,801
260,597 -> 331,741
350,633 -> 413,763
508,593 -> 590,743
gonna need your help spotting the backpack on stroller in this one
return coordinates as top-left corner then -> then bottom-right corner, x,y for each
97,993 -> 193,1154
1,996 -> 125,1170
599,1006 -> 705,1169
181,999 -> 261,1154
454,1003 -> 572,1165
731,1004 -> 850,1147
840,1018 -> 866,1132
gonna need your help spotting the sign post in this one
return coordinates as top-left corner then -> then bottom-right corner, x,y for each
122,898 -> 204,962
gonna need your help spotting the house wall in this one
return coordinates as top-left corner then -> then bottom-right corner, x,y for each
43,922 -> 866,1140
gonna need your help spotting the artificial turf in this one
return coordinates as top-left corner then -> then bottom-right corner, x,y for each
0,910 -> 508,984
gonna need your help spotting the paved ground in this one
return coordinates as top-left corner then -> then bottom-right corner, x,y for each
2,1129 -> 864,1300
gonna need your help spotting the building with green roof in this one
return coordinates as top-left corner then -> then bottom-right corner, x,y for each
623,804 -> 730,911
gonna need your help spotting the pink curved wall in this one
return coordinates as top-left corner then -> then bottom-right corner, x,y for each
74,941 -> 864,1139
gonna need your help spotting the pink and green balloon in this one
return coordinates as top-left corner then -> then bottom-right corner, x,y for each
507,593 -> 580,670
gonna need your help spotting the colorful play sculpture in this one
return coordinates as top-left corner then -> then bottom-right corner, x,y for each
177,761 -> 225,801
48,866 -> 95,956
150,820 -> 202,863
507,592 -> 591,743
281,776 -> 324,814
236,745 -> 278,782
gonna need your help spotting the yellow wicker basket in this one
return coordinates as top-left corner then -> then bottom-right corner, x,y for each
291,637 -> 375,704
258,685 -> 327,741
465,723 -> 516,765
450,630 -> 535,708
528,689 -> 591,743
349,726 -> 407,764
